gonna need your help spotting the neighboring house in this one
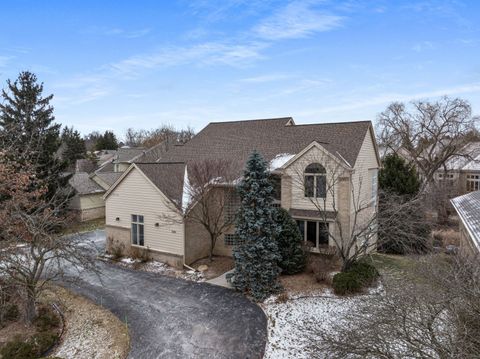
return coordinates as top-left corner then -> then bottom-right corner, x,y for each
104,117 -> 380,267
68,172 -> 106,221
432,142 -> 480,194
68,147 -> 145,221
451,190 -> 480,255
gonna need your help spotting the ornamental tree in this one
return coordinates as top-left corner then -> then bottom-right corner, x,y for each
274,208 -> 306,275
227,151 -> 282,301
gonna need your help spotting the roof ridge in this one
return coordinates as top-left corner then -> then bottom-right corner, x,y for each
289,120 -> 372,127
208,117 -> 293,125
137,161 -> 185,164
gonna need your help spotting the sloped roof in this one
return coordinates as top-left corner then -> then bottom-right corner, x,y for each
132,142 -> 168,163
451,190 -> 480,252
160,118 -> 371,169
444,142 -> 480,171
135,162 -> 186,208
116,147 -> 146,163
109,118 -> 374,210
94,171 -> 122,188
69,172 -> 105,195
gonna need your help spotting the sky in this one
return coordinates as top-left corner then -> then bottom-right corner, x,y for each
1,0 -> 480,137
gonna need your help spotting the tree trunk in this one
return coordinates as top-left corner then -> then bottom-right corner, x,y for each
209,234 -> 215,262
24,291 -> 36,324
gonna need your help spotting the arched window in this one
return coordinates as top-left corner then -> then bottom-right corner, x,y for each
304,163 -> 326,198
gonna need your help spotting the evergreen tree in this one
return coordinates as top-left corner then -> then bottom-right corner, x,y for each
379,153 -> 420,196
227,151 -> 282,301
0,71 -> 67,202
60,126 -> 86,170
95,131 -> 118,150
274,208 -> 307,274
378,153 -> 429,254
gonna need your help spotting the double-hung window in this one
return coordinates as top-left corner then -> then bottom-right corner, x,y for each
304,163 -> 327,198
131,215 -> 144,246
466,174 -> 480,192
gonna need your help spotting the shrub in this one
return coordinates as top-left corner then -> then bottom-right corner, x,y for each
0,337 -> 36,359
333,259 -> 379,295
109,239 -> 124,261
274,208 -> 307,275
3,303 -> 19,322
332,272 -> 362,295
348,261 -> 379,286
34,306 -> 60,332
129,246 -> 149,263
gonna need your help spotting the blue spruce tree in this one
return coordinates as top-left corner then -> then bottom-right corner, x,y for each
227,151 -> 282,301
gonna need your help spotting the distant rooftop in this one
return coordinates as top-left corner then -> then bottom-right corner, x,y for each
451,190 -> 480,252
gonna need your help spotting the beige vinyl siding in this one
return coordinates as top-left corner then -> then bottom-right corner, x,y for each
80,193 -> 104,210
284,145 -> 349,212
350,128 -> 379,251
105,167 -> 184,255
352,128 -> 380,212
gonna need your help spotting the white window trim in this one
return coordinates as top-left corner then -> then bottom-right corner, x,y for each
131,214 -> 145,246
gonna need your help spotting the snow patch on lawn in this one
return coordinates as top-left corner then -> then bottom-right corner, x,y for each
262,287 -> 380,358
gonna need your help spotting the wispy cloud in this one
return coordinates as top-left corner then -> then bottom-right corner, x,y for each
299,82 -> 480,116
240,73 -> 291,83
253,0 -> 343,40
109,41 -> 267,77
412,40 -> 436,52
0,56 -> 13,68
83,26 -> 151,39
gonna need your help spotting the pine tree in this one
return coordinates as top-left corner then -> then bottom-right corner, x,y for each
379,153 -> 420,196
227,151 -> 282,301
0,71 -> 67,202
378,153 -> 428,254
274,208 -> 306,274
60,126 -> 87,170
95,130 -> 118,150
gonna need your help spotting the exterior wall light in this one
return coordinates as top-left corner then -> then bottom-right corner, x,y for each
115,217 -> 120,221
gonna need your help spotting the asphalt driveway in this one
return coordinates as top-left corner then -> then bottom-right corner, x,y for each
62,230 -> 267,359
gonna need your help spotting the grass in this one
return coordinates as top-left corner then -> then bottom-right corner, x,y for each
370,253 -> 417,274
62,218 -> 105,235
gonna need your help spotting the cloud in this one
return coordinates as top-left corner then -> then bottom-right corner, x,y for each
109,41 -> 267,77
240,73 -> 291,83
83,26 -> 151,39
253,0 -> 343,40
412,41 -> 436,52
298,82 -> 480,116
0,56 -> 13,68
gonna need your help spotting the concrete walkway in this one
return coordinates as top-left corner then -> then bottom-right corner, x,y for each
206,269 -> 234,288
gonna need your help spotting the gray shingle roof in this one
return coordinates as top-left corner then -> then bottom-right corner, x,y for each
160,118 -> 371,169
451,190 -> 480,252
121,118 -> 373,209
94,172 -> 123,188
116,147 -> 146,163
135,163 -> 186,208
69,172 -> 105,195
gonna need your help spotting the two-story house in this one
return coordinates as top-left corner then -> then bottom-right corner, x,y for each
103,118 -> 380,267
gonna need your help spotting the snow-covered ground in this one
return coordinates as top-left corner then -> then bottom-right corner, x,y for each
262,286 -> 381,359
100,255 -> 205,282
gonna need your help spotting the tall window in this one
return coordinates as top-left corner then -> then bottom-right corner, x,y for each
466,174 -> 480,192
296,220 -> 329,249
304,163 -> 326,198
224,190 -> 241,222
269,174 -> 282,205
370,168 -> 378,206
131,215 -> 144,246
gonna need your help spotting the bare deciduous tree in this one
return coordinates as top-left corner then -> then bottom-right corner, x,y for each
184,159 -> 237,261
377,96 -> 479,187
313,254 -> 480,358
0,154 -> 96,323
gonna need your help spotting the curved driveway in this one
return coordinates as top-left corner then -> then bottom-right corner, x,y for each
62,230 -> 267,359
